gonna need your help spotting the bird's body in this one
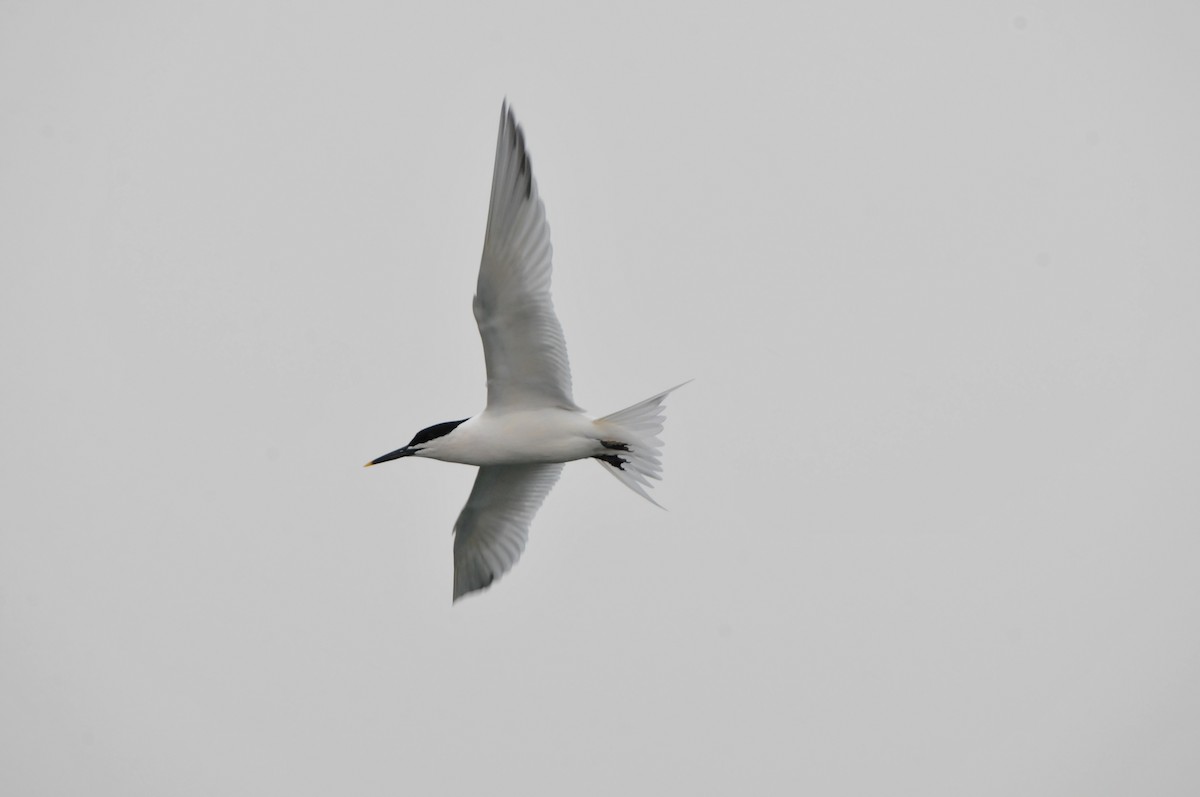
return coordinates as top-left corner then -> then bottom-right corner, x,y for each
367,102 -> 685,601
420,409 -> 604,467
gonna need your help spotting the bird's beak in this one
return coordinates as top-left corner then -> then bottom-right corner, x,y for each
363,446 -> 416,467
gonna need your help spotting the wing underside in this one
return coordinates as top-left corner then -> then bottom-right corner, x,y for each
452,463 -> 563,601
475,103 -> 578,411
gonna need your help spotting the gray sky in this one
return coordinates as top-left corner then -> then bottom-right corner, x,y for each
3,2 -> 1199,794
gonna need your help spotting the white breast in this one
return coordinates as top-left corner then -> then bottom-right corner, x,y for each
424,408 -> 599,466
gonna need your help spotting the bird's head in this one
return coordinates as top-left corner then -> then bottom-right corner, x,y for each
364,418 -> 468,467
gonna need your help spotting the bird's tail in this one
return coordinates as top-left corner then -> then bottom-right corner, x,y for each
592,381 -> 690,508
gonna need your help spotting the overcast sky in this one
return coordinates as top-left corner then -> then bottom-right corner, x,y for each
3,2 -> 1199,795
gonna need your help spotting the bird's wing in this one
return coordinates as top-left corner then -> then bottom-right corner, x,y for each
452,463 -> 563,601
474,102 -> 579,412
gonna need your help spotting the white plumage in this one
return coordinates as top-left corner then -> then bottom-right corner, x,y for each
367,102 -> 686,601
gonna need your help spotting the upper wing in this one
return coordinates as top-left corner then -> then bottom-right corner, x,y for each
452,463 -> 563,601
474,102 -> 579,412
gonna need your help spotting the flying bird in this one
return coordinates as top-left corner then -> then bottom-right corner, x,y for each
366,102 -> 686,601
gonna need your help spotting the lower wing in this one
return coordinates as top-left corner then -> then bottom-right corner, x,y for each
452,463 -> 564,601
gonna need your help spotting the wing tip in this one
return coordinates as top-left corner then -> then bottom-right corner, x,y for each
452,570 -> 495,603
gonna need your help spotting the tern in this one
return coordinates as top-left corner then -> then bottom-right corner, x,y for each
366,102 -> 686,601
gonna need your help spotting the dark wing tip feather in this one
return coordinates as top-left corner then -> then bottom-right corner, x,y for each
500,100 -> 534,201
453,569 -> 495,603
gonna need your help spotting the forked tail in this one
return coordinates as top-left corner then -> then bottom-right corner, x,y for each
592,381 -> 691,508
